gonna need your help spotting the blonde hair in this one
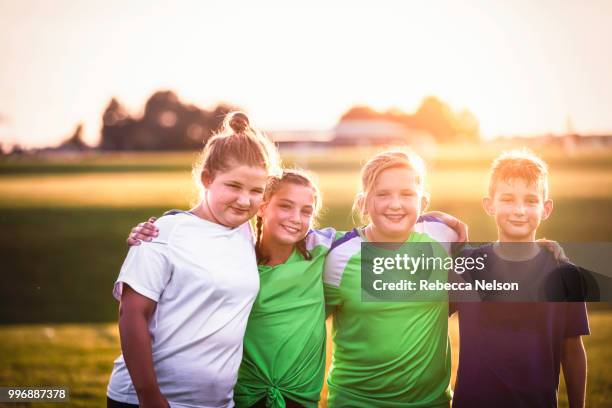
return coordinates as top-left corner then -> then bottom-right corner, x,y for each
488,148 -> 549,199
255,169 -> 322,264
352,150 -> 427,224
192,111 -> 280,196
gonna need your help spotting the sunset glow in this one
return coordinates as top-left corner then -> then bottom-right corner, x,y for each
1,0 -> 611,147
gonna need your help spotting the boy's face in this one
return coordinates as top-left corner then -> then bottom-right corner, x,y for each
483,178 -> 553,242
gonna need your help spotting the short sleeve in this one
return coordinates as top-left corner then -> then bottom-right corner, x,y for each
324,283 -> 342,317
564,302 -> 590,338
414,216 -> 459,253
113,241 -> 172,303
323,249 -> 345,317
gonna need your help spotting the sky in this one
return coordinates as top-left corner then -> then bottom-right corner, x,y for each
0,0 -> 611,148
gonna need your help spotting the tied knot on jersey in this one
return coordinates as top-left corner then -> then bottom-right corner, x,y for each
265,386 -> 285,408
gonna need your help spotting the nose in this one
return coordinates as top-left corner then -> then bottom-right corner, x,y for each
513,202 -> 526,216
289,208 -> 301,224
236,192 -> 250,208
389,194 -> 402,209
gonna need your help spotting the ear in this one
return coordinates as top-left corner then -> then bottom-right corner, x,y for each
541,198 -> 553,220
201,170 -> 213,188
420,193 -> 429,212
358,193 -> 368,216
482,196 -> 495,216
257,202 -> 267,218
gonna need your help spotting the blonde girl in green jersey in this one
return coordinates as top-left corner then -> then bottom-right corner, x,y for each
323,150 -> 459,408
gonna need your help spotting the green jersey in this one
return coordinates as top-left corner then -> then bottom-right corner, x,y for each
323,217 -> 457,408
234,228 -> 338,408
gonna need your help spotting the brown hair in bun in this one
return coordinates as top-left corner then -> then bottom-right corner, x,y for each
225,111 -> 250,134
192,111 -> 280,197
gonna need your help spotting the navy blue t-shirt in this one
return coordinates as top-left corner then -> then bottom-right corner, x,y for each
451,245 -> 590,408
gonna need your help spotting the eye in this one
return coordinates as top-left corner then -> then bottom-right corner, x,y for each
302,209 -> 313,217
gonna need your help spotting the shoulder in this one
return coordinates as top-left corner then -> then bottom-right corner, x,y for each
414,215 -> 459,242
459,243 -> 494,259
324,229 -> 363,286
151,211 -> 198,244
549,260 -> 600,302
305,227 -> 337,251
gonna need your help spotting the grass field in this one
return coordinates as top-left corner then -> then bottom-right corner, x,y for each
1,312 -> 610,407
1,145 -> 611,406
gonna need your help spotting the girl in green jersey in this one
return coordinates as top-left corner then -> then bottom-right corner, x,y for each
234,170 -> 337,408
323,151 -> 458,408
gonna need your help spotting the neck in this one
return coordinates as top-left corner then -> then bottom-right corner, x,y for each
365,224 -> 412,243
493,240 -> 540,261
190,200 -> 220,224
498,230 -> 536,243
259,235 -> 295,266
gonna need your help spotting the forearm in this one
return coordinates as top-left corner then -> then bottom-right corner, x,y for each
562,339 -> 587,408
119,310 -> 160,398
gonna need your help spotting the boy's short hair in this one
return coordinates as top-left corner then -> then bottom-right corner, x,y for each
488,148 -> 549,199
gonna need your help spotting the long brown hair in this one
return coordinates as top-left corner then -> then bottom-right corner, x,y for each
255,170 -> 321,265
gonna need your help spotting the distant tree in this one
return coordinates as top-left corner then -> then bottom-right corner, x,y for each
338,96 -> 480,143
102,98 -> 130,126
99,92 -> 242,151
453,108 -> 480,142
58,123 -> 88,150
340,106 -> 380,121
101,98 -> 134,150
412,96 -> 456,142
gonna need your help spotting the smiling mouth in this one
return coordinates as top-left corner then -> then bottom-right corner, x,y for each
230,207 -> 249,214
281,224 -> 301,234
384,214 -> 406,222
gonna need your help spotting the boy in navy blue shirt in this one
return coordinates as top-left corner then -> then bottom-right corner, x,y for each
451,149 -> 589,408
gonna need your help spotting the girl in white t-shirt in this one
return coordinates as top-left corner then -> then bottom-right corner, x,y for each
107,112 -> 279,408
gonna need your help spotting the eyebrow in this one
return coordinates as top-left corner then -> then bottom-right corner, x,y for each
226,180 -> 264,191
375,188 -> 417,193
278,198 -> 313,209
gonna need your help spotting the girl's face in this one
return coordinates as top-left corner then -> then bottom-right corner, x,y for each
364,166 -> 428,240
258,183 -> 316,246
202,164 -> 268,228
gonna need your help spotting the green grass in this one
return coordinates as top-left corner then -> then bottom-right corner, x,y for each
1,311 -> 609,407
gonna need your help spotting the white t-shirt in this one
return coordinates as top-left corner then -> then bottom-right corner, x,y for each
107,212 -> 259,408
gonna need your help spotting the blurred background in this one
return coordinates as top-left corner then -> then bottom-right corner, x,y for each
1,0 -> 610,406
